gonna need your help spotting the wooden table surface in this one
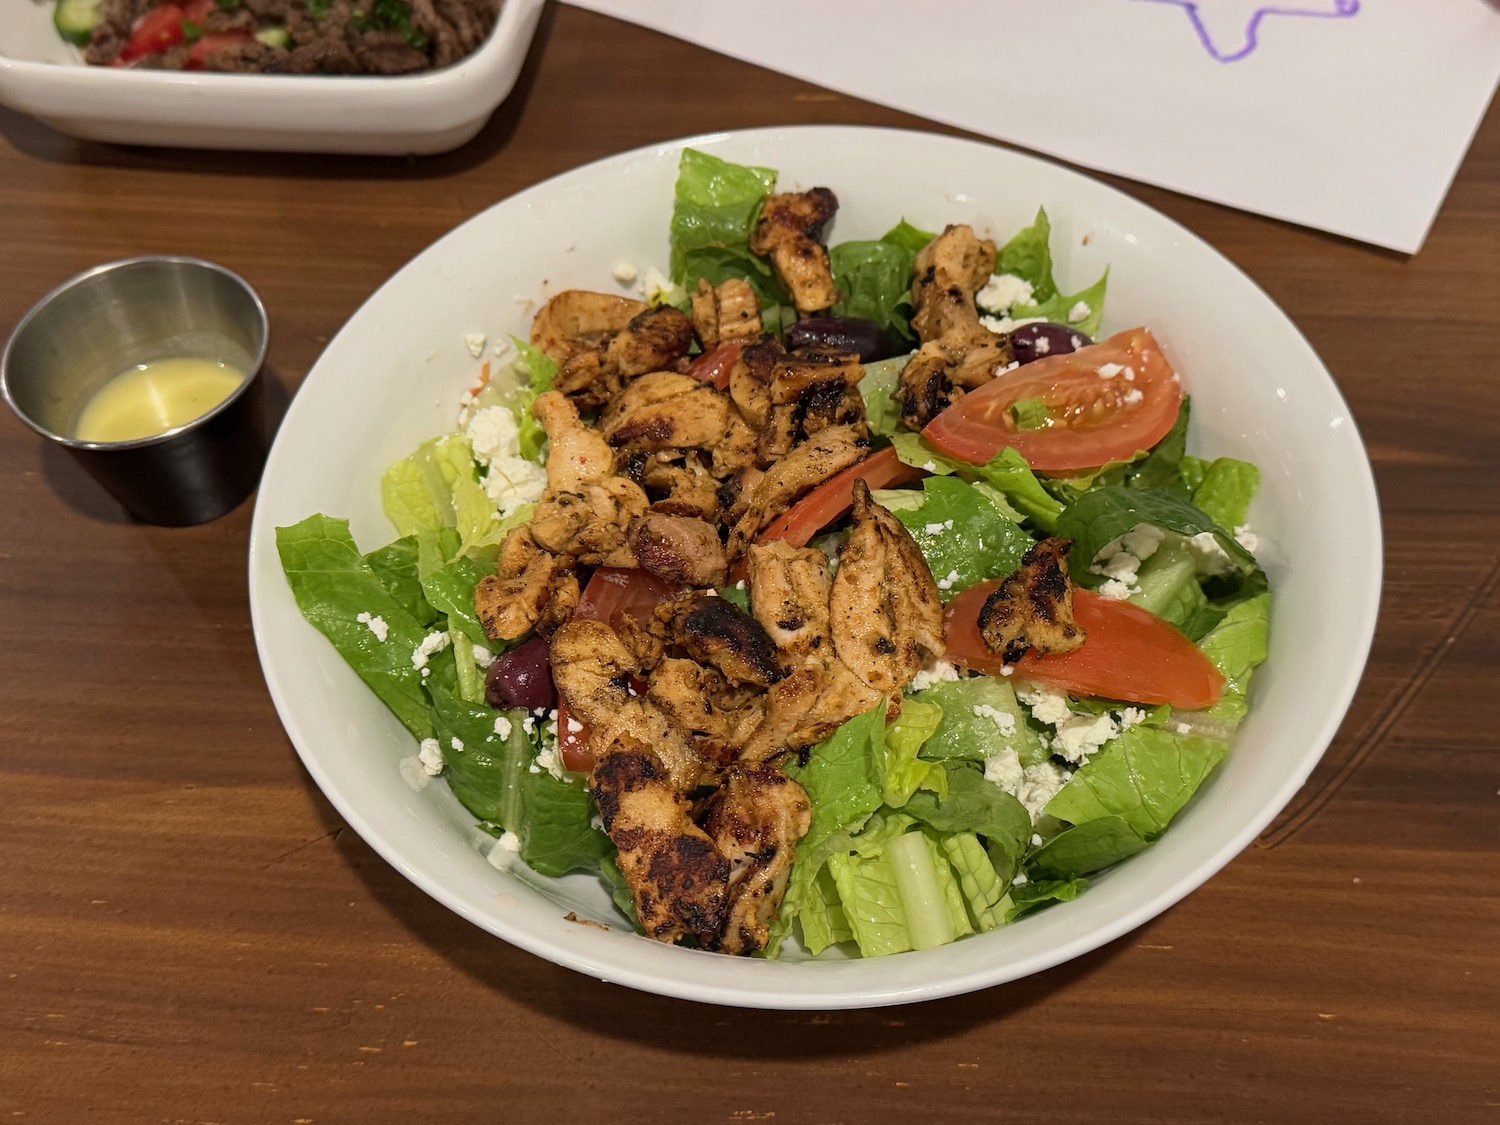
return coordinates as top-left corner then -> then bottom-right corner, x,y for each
3,6 -> 1497,1122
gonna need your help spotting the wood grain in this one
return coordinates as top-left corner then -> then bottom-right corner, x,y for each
2,6 -> 1498,1122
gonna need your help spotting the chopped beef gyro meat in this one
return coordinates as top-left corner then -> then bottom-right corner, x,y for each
749,188 -> 841,318
978,538 -> 1088,664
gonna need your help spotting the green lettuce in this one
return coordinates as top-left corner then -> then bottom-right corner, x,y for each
910,678 -> 1045,768
1044,726 -> 1227,838
889,433 -> 1063,532
1193,593 -> 1272,727
883,698 -> 946,808
860,355 -> 909,438
1028,816 -> 1150,880
903,763 -> 1032,874
669,148 -> 784,304
891,477 -> 1036,600
995,208 -> 1109,337
276,514 -> 437,739
364,537 -> 438,626
829,220 -> 935,340
1192,457 -> 1260,530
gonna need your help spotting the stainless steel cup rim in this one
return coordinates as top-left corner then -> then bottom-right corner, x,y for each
0,255 -> 270,452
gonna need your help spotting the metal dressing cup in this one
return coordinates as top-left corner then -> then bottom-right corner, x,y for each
1,257 -> 271,526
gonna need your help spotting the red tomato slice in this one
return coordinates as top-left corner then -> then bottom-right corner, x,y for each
923,327 -> 1183,471
945,584 -> 1223,709
755,446 -> 926,548
556,701 -> 592,774
119,6 -> 187,63
186,31 -> 255,69
683,342 -> 743,391
559,567 -> 686,773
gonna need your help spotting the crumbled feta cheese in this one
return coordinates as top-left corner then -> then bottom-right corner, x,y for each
494,715 -> 513,740
450,736 -> 465,753
465,404 -> 522,463
1015,761 -> 1072,822
411,631 -> 451,670
999,665 -> 1014,677
1122,388 -> 1144,406
522,715 -> 536,735
980,315 -> 1046,335
1031,833 -> 1045,847
1034,336 -> 1051,355
487,831 -> 521,869
492,336 -> 516,362
1187,531 -> 1235,576
639,267 -> 682,305
1174,722 -> 1192,735
734,580 -> 746,590
418,737 -> 445,776
472,644 -> 496,670
1097,363 -> 1124,380
464,333 -> 487,359
356,612 -> 389,643
482,456 -> 547,516
924,522 -> 947,536
976,273 -> 1035,315
1012,870 -> 1030,887
534,744 -> 565,781
984,745 -> 1025,793
565,717 -> 584,734
1068,301 -> 1091,324
972,703 -> 1017,737
935,569 -> 961,592
398,756 -> 431,792
612,261 -> 639,285
909,658 -> 962,692
1099,578 -> 1136,601
1235,524 -> 1260,553
1018,684 -> 1073,727
1051,712 -> 1116,764
1119,707 -> 1148,728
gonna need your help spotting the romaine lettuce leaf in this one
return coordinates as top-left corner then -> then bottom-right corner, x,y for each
669,148 -> 784,305
1004,877 -> 1087,922
902,763 -> 1032,868
519,768 -> 613,878
829,221 -> 935,340
827,848 -> 912,957
1192,593 -> 1272,726
1125,398 -> 1192,495
1027,815 -> 1149,879
429,687 -> 528,827
883,698 -> 946,808
364,537 -> 438,626
910,678 -> 1045,768
940,832 -> 1011,932
860,355 -> 909,438
1192,457 -> 1260,530
889,433 -> 1063,532
276,515 -> 436,739
510,340 -> 556,465
891,477 -> 1037,600
1044,725 -> 1227,838
995,207 -> 1108,337
1012,269 -> 1108,339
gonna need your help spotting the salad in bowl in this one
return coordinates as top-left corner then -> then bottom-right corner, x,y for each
274,148 -> 1272,962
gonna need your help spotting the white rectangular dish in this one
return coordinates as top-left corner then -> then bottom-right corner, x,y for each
0,0 -> 543,155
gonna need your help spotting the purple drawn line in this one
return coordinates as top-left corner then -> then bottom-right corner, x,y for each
1130,0 -> 1360,63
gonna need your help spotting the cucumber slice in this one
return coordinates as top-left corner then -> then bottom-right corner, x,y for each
54,0 -> 104,46
254,25 -> 290,48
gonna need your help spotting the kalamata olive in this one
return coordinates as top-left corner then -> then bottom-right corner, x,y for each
485,635 -> 557,713
786,316 -> 899,362
1008,322 -> 1092,366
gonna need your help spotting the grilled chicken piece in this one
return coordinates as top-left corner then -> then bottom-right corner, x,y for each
535,390 -> 615,491
657,593 -> 783,689
757,343 -> 869,460
629,512 -> 728,588
896,330 -> 1015,431
978,538 -> 1087,664
746,540 -> 835,670
749,189 -> 841,317
713,408 -> 763,479
550,618 -> 639,728
691,278 -> 763,350
700,766 -> 813,955
726,425 -> 871,558
531,290 -> 648,365
530,479 -> 649,567
829,481 -> 946,695
550,304 -> 695,413
740,661 -> 883,765
647,659 -> 765,781
896,225 -> 1016,429
729,341 -> 776,431
645,455 -> 724,522
589,709 -> 731,945
599,373 -> 730,454
475,526 -> 578,642
910,224 -> 998,343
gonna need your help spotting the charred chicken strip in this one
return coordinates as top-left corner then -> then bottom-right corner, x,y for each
599,373 -> 730,455
691,278 -> 763,349
549,618 -> 639,728
701,766 -> 813,955
658,593 -> 784,689
978,538 -> 1087,664
544,300 -> 695,413
910,224 -> 997,343
530,290 -> 648,365
896,331 -> 1015,431
749,188 -> 841,318
646,659 -> 765,782
726,425 -> 871,558
829,481 -> 946,695
739,661 -> 883,765
745,540 -> 835,670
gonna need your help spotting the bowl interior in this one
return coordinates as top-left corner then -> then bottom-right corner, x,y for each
248,125 -> 1381,1009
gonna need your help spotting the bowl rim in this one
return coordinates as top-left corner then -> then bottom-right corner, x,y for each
248,123 -> 1384,1009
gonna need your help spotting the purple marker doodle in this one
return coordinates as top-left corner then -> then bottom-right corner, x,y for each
1131,0 -> 1360,63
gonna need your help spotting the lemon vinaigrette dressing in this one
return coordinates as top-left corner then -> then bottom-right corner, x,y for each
74,357 -> 246,444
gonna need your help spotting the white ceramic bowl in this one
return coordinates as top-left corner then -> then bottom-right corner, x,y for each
248,125 -> 1382,1009
0,0 -> 542,154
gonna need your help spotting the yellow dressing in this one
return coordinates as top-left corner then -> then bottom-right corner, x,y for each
74,357 -> 245,444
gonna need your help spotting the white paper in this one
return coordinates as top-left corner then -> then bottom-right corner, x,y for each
563,0 -> 1500,253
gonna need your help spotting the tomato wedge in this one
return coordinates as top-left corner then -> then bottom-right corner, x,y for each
187,31 -> 256,69
119,5 -> 187,63
945,584 -> 1223,709
560,567 -> 685,773
683,341 -> 743,391
755,446 -> 926,548
923,327 -> 1183,471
